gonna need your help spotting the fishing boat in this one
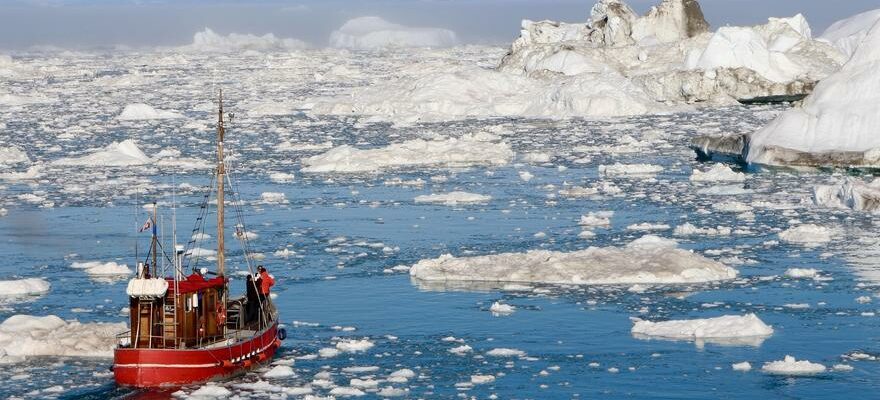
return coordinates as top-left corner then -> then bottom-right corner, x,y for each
113,91 -> 285,387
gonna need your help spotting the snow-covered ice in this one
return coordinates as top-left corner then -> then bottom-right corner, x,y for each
414,192 -> 491,206
410,235 -> 737,285
631,314 -> 773,345
0,278 -> 50,298
761,355 -> 826,375
0,315 -> 126,363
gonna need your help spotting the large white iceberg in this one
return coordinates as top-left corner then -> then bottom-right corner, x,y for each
301,134 -> 514,173
0,315 -> 127,363
819,9 -> 880,59
746,15 -> 880,166
409,235 -> 737,285
329,16 -> 457,49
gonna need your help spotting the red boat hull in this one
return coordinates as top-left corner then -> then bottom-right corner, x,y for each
113,323 -> 280,387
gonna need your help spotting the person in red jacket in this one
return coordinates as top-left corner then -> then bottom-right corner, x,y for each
257,265 -> 275,298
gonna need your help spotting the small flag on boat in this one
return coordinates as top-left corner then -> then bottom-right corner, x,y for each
138,218 -> 154,233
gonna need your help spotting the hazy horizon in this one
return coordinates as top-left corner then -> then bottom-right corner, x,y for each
1,0 -> 879,50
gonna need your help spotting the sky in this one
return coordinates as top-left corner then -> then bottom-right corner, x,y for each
1,0 -> 879,50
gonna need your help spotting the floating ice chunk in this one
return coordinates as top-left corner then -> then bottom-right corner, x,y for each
673,223 -> 731,236
329,387 -> 366,396
518,170 -> 534,182
53,140 -> 151,167
784,268 -> 819,279
335,338 -> 374,353
318,347 -> 341,358
0,278 -> 50,298
819,9 -> 880,59
329,16 -> 457,49
690,164 -> 745,182
626,222 -> 670,231
833,364 -> 854,372
814,178 -> 880,212
269,172 -> 295,183
0,146 -> 29,165
259,192 -> 289,205
449,345 -> 473,355
762,355 -> 826,375
411,235 -> 736,286
414,192 -> 492,206
71,261 -> 132,276
302,134 -> 513,173
0,165 -> 42,181
376,386 -> 407,397
579,211 -> 613,227
117,103 -> 183,120
732,361 -> 752,371
779,224 -> 833,245
388,368 -> 415,382
486,348 -> 526,357
489,301 -> 515,315
263,365 -> 295,378
187,28 -> 308,52
521,152 -> 552,163
711,201 -> 752,213
182,383 -> 233,399
471,374 -> 495,384
0,315 -> 127,363
631,314 -> 773,346
599,163 -> 663,177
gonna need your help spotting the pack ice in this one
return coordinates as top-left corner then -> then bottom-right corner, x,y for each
0,315 -> 127,363
409,235 -> 737,285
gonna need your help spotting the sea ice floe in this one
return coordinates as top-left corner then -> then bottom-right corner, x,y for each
631,314 -> 773,346
779,224 -> 833,245
410,235 -> 737,286
70,261 -> 132,276
814,178 -> 880,212
761,355 -> 826,375
689,164 -> 745,182
0,278 -> 50,298
414,192 -> 492,206
53,140 -> 151,167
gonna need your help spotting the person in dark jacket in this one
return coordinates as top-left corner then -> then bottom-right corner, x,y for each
245,274 -> 260,327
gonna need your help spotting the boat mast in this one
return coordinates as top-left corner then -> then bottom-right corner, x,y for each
216,90 -> 226,277
151,202 -> 157,277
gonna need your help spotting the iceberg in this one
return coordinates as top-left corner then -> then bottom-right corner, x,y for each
762,355 -> 826,375
814,178 -> 880,212
329,16 -> 457,49
0,278 -> 50,298
819,9 -> 880,59
746,15 -> 880,167
409,235 -> 738,286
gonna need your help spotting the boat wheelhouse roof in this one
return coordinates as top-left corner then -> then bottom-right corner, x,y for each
166,274 -> 226,295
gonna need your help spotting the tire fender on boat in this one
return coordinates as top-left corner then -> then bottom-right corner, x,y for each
277,328 -> 287,340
